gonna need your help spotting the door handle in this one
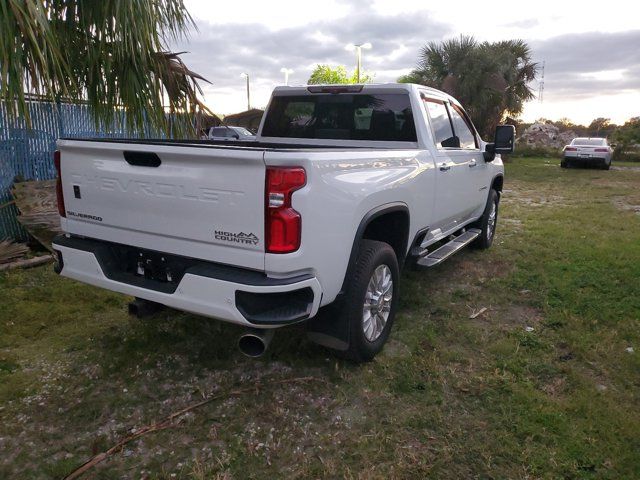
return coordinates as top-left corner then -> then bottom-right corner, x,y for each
439,163 -> 451,172
469,159 -> 477,168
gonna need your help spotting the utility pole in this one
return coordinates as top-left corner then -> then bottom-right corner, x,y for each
241,73 -> 250,110
538,60 -> 545,103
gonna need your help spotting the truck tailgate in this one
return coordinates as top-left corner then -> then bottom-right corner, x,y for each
58,140 -> 266,271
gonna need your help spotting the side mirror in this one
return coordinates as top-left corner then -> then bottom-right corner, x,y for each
494,125 -> 515,154
484,125 -> 515,162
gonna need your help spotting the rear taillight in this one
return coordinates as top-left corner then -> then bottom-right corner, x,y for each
265,167 -> 306,253
54,150 -> 66,217
565,147 -> 577,151
594,148 -> 609,152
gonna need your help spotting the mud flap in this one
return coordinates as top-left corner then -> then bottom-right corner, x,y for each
305,300 -> 350,351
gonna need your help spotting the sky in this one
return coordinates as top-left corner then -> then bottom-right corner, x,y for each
173,0 -> 640,125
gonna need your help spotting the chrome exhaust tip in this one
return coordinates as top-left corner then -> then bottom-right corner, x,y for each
238,328 -> 275,358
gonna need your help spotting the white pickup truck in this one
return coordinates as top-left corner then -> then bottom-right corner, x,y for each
52,83 -> 513,362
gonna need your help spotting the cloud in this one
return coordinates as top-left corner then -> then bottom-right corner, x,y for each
171,9 -> 450,111
172,5 -> 640,119
502,18 -> 540,29
531,30 -> 640,101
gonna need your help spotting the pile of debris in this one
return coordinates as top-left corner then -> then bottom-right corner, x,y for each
12,180 -> 61,250
0,180 -> 59,272
0,239 -> 28,265
519,122 -> 576,149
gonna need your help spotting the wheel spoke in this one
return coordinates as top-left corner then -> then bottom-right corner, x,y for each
361,264 -> 394,342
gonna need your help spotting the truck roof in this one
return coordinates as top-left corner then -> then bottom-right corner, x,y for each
271,83 -> 461,105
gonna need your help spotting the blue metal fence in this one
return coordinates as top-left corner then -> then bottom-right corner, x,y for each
0,100 -> 158,241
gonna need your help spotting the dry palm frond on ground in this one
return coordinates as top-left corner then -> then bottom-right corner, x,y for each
0,239 -> 28,264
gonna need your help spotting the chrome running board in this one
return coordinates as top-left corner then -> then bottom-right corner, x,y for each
415,228 -> 481,268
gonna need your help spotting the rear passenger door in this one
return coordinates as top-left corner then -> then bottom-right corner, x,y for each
446,103 -> 486,216
423,97 -> 479,234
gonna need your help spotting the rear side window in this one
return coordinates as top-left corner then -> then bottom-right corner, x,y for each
261,93 -> 417,142
210,128 -> 236,137
424,99 -> 457,148
424,98 -> 478,149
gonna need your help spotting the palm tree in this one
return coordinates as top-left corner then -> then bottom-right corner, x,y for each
0,0 -> 210,137
401,36 -> 537,137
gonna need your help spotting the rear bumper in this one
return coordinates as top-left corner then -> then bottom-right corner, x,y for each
563,155 -> 609,166
52,235 -> 322,328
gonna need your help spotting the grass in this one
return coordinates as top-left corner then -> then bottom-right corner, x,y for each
1,157 -> 639,479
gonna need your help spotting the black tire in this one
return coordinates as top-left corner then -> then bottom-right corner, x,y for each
339,239 -> 400,362
473,189 -> 499,250
602,160 -> 611,170
560,160 -> 568,168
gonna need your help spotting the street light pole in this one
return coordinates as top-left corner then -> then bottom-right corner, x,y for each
280,68 -> 293,85
240,73 -> 250,110
346,43 -> 372,83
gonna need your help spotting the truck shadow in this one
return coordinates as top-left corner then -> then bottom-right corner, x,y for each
93,303 -> 329,374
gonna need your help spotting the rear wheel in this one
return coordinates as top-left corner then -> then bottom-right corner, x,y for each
473,189 -> 499,250
560,159 -> 568,168
340,240 -> 399,362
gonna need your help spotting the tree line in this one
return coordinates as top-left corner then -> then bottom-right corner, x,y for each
527,117 -> 640,160
308,36 -> 537,139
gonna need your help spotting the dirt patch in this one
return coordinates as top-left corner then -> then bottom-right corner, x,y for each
495,304 -> 544,329
613,199 -> 640,215
504,191 -> 569,208
611,165 -> 640,173
541,376 -> 567,397
381,338 -> 411,359
457,257 -> 512,283
0,352 -> 335,478
613,197 -> 640,216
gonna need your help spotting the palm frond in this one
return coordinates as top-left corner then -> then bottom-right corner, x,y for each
0,0 -> 209,137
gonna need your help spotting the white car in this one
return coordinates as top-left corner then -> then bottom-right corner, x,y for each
562,137 -> 612,170
51,83 -> 511,362
208,126 -> 255,141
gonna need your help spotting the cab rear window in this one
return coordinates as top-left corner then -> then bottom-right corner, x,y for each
261,93 -> 417,142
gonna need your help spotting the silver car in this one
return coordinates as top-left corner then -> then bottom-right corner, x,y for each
207,126 -> 256,141
561,137 -> 612,170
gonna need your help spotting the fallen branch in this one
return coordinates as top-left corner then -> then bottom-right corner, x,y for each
469,307 -> 488,319
64,376 -> 323,480
0,254 -> 54,272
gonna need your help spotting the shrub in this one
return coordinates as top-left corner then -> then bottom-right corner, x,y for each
613,146 -> 640,162
511,144 -> 561,158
